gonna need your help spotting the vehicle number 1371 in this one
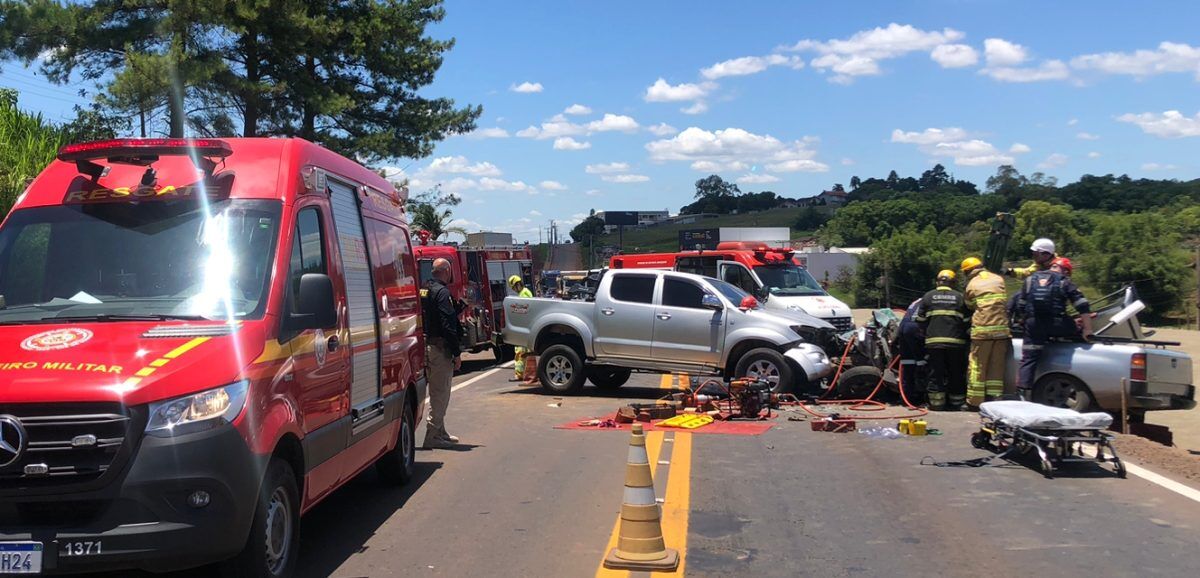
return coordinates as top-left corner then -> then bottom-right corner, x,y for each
60,541 -> 102,556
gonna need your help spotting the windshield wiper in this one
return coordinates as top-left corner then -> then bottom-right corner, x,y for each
37,313 -> 211,323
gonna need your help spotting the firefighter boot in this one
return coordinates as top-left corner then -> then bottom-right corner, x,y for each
927,390 -> 946,411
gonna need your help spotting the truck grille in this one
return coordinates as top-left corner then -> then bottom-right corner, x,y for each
827,317 -> 855,332
0,403 -> 139,493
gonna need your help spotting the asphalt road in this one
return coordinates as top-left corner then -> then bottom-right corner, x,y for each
91,352 -> 1200,577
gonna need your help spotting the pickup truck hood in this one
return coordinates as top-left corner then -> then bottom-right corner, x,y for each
0,321 -> 270,406
766,294 -> 852,319
746,307 -> 834,330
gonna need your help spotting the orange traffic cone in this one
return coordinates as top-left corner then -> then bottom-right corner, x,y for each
603,423 -> 680,571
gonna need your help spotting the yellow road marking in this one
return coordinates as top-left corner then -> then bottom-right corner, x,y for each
660,432 -> 692,576
595,430 -> 666,578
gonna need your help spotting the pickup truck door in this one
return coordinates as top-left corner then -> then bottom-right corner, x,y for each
651,275 -> 725,365
593,273 -> 658,359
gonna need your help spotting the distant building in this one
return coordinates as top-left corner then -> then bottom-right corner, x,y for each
817,189 -> 849,206
596,210 -> 670,233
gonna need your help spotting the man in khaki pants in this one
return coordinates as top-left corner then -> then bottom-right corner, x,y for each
961,257 -> 1010,408
421,258 -> 463,448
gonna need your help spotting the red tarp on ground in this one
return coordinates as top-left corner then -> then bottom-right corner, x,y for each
554,412 -> 775,436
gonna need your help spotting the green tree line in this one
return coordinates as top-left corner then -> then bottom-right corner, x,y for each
826,164 -> 1200,321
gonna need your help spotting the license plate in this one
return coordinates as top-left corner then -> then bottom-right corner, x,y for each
0,543 -> 41,574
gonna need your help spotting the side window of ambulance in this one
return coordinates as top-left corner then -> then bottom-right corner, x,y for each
723,265 -> 757,295
288,208 -> 327,313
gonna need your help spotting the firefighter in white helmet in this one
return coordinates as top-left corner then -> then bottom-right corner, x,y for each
1006,238 -> 1057,279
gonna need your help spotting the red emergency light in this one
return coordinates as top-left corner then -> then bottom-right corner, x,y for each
58,138 -> 233,162
739,295 -> 759,310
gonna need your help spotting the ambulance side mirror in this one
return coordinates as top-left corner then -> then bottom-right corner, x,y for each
291,273 -> 337,330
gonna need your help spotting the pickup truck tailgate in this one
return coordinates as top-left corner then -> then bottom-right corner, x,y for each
1147,348 -> 1192,387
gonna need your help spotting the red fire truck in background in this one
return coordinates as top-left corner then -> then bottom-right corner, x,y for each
413,239 -> 533,361
610,241 -> 855,331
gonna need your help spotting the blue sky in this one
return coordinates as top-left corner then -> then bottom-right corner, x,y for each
4,0 -> 1200,243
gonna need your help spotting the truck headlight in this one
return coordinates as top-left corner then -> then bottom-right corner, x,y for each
146,380 -> 249,436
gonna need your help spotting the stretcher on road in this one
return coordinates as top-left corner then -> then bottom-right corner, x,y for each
971,400 -> 1126,478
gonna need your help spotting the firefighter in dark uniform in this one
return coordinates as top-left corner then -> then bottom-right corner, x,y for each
1016,264 -> 1094,401
896,298 -> 926,403
915,270 -> 971,411
421,258 -> 465,449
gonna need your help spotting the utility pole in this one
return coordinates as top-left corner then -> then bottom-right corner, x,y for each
883,262 -> 891,309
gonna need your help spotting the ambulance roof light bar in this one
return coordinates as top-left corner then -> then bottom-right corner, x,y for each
57,138 -> 234,180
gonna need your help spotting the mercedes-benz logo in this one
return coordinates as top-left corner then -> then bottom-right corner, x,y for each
0,415 -> 26,468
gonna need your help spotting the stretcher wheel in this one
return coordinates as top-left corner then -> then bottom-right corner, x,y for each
970,431 -> 988,449
1040,459 -> 1055,479
1115,460 -> 1127,479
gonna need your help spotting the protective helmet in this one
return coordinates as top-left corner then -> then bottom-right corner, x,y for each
1051,257 -> 1073,275
937,269 -> 956,283
507,275 -> 523,288
1030,238 -> 1056,255
960,257 -> 983,274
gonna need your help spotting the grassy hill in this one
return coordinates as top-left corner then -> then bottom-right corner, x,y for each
593,207 -> 822,254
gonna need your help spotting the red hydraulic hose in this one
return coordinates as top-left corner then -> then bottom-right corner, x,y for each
789,354 -> 929,422
820,332 -> 857,400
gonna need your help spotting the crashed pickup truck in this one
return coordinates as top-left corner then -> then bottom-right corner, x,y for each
502,269 -> 835,394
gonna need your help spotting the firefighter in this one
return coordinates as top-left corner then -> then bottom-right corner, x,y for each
1006,238 -> 1057,279
961,257 -> 1011,407
915,270 -> 970,411
896,298 -> 926,403
509,275 -> 535,382
1015,261 -> 1093,400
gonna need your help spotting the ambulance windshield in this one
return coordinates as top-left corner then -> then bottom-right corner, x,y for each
753,264 -> 826,297
0,199 -> 281,323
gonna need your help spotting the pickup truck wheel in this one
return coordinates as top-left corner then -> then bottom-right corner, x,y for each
539,345 -> 586,395
587,367 -> 632,389
735,348 -> 795,393
494,344 -> 515,363
375,399 -> 416,485
222,458 -> 299,578
835,366 -> 884,399
1034,374 -> 1095,412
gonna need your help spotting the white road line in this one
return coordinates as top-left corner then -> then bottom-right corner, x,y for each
1081,445 -> 1200,505
425,361 -> 514,405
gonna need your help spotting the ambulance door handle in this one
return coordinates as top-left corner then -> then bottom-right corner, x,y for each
327,335 -> 340,352
601,308 -> 615,316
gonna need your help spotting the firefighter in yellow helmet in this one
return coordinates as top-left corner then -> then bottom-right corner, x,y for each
961,257 -> 1011,407
915,269 -> 970,411
508,275 -> 535,382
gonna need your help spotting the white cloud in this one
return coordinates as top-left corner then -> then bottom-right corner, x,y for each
648,122 -> 678,137
1036,153 -> 1069,169
840,158 -> 856,166
529,210 -> 543,217
982,60 -> 1070,83
1009,143 -> 1032,154
891,127 -> 1014,166
465,127 -> 510,139
1071,42 -> 1200,79
931,44 -> 979,68
586,113 -> 639,133
643,78 -> 714,102
682,102 -> 709,115
478,177 -> 534,192
737,173 -> 781,184
585,162 -> 631,174
784,23 -> 965,83
700,54 -> 804,79
1117,110 -> 1200,139
584,189 -> 603,196
1068,118 -> 1079,126
984,38 -> 1028,66
553,137 -> 592,150
890,127 -> 971,145
510,81 -> 544,93
1076,131 -> 1100,141
424,155 -> 502,176
539,180 -> 567,191
563,104 -> 592,115
646,126 -> 829,173
602,174 -> 650,183
1141,162 -> 1179,171
1088,151 -> 1102,159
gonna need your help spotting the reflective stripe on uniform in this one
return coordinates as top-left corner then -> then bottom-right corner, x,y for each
970,324 -> 1009,335
973,293 -> 1007,304
926,309 -> 965,318
926,337 -> 967,345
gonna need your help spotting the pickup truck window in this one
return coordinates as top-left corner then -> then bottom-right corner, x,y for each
663,278 -> 708,309
610,275 -> 656,304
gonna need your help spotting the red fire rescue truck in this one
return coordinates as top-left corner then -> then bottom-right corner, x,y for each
0,138 -> 424,577
611,242 -> 855,331
412,240 -> 532,361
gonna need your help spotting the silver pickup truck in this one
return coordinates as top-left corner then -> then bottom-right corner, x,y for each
1007,287 -> 1195,417
503,270 -> 835,394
